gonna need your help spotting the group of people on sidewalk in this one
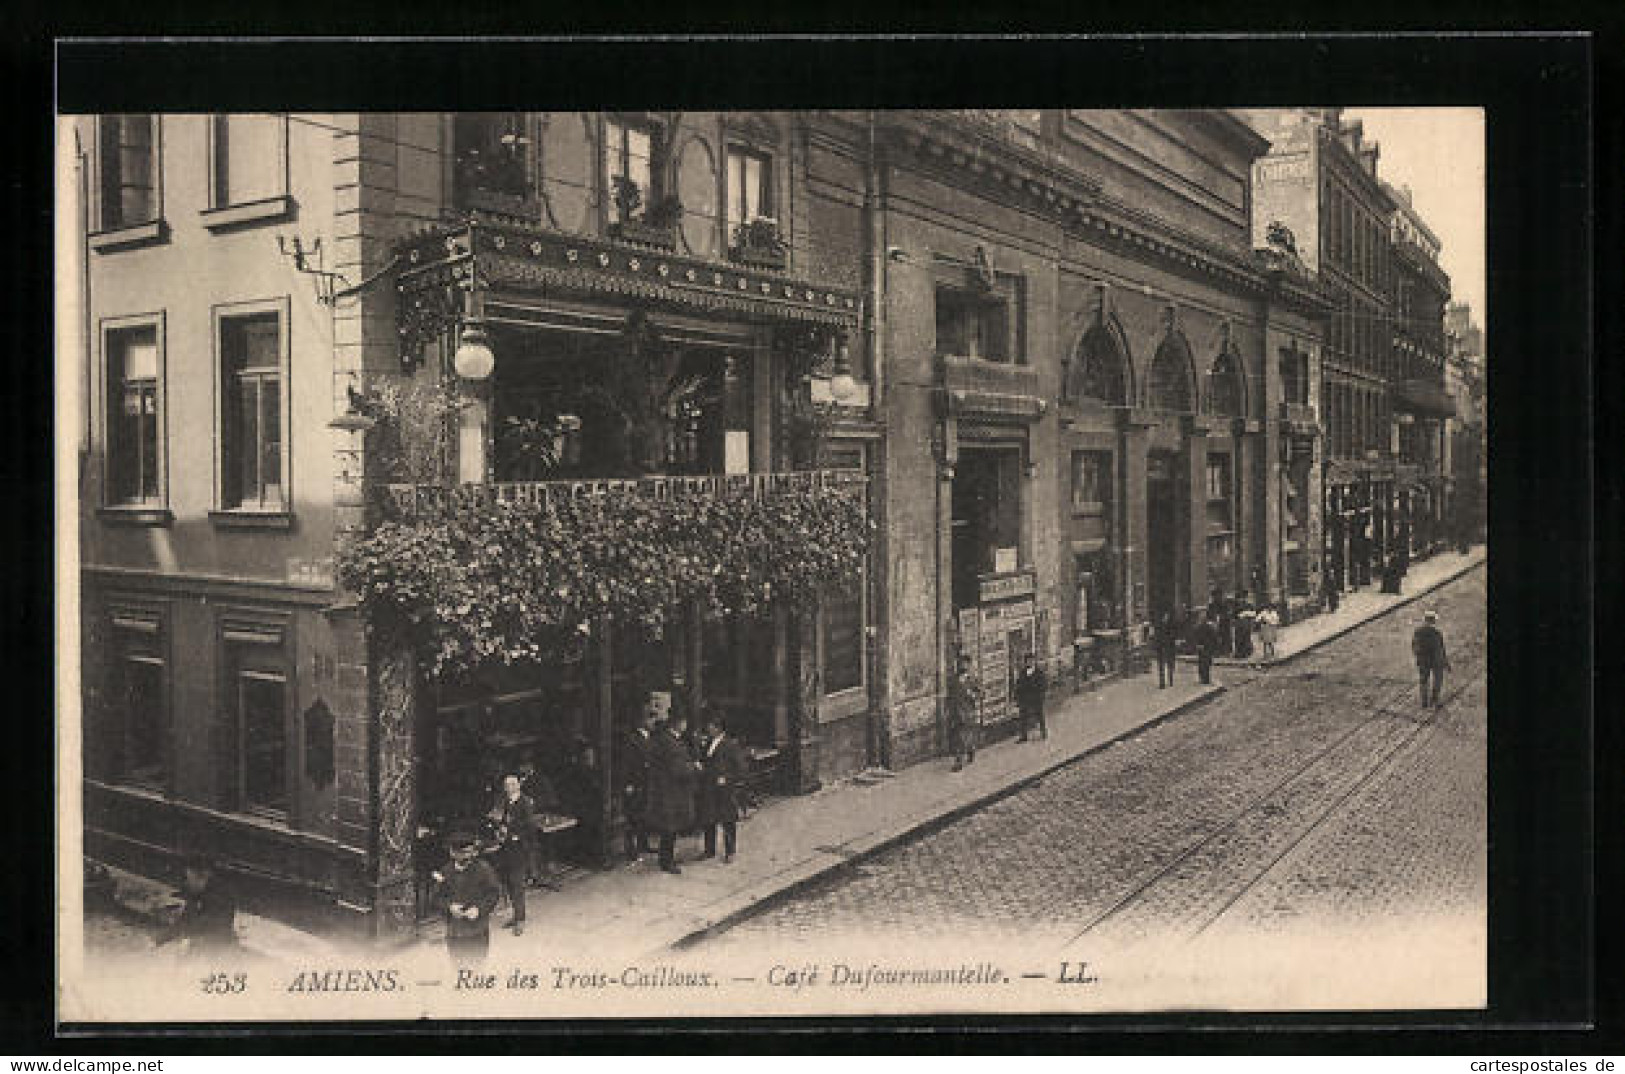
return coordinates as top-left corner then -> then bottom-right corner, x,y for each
945,652 -> 1051,772
1150,592 -> 1283,690
618,698 -> 751,875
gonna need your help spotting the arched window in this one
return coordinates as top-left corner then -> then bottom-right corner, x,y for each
1209,351 -> 1245,418
1148,336 -> 1194,413
1068,323 -> 1130,406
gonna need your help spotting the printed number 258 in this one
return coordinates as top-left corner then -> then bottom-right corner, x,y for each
200,972 -> 247,994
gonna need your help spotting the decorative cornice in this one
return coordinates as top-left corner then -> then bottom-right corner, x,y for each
397,219 -> 862,330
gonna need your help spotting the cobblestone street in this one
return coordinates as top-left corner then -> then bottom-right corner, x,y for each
705,565 -> 1486,969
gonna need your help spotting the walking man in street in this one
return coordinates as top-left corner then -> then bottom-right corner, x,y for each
1411,608 -> 1452,708
698,713 -> 748,863
948,654 -> 982,772
1193,612 -> 1218,686
432,830 -> 503,966
1152,611 -> 1179,689
1014,652 -> 1048,742
486,773 -> 538,936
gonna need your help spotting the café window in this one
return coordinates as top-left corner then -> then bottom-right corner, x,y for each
726,145 -> 773,232
936,285 -> 1015,364
224,626 -> 290,819
109,613 -> 167,789
218,306 -> 287,511
210,113 -> 287,207
605,116 -> 657,206
97,114 -> 159,231
104,322 -> 163,506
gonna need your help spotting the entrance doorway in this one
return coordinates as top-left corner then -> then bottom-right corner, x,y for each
1146,451 -> 1183,619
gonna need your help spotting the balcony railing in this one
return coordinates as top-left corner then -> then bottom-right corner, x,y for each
379,469 -> 867,520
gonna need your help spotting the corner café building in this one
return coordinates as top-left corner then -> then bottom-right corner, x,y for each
368,210 -> 868,929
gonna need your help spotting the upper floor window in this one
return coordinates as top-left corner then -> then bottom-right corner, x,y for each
97,115 -> 159,231
104,322 -> 163,507
210,113 -> 287,207
605,117 -> 657,206
1148,337 -> 1195,413
453,112 -> 532,204
726,146 -> 774,232
1280,347 -> 1309,407
1068,323 -> 1131,406
936,283 -> 1021,364
218,306 -> 287,512
1209,351 -> 1245,418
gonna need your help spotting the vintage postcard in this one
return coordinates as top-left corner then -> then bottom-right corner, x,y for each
57,96 -> 1490,1023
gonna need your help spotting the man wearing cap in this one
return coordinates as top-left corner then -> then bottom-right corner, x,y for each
1411,609 -> 1452,708
158,854 -> 240,958
432,830 -> 503,965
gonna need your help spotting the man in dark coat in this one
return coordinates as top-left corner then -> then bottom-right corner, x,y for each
947,655 -> 982,771
1013,653 -> 1048,741
1193,612 -> 1219,685
644,714 -> 701,874
159,855 -> 239,958
1411,609 -> 1452,708
619,708 -> 655,861
697,714 -> 750,863
485,773 -> 538,935
432,830 -> 503,965
1152,612 -> 1179,689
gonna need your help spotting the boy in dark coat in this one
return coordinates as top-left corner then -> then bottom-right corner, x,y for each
432,830 -> 503,965
697,714 -> 750,863
644,714 -> 701,874
1013,653 -> 1048,741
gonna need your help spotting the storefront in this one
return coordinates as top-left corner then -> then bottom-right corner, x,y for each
382,214 -> 867,898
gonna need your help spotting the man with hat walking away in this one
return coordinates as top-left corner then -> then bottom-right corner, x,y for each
1411,609 -> 1452,709
431,829 -> 503,965
1013,651 -> 1049,742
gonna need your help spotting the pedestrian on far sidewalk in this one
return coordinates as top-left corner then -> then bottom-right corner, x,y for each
1257,604 -> 1280,660
1411,609 -> 1452,708
1152,611 -> 1179,689
1014,652 -> 1048,741
1234,598 -> 1256,660
1193,612 -> 1218,685
948,654 -> 982,771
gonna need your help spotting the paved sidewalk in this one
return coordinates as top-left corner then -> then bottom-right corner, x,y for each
1189,544 -> 1487,670
469,669 -> 1225,962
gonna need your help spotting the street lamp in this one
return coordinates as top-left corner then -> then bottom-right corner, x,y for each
453,321 -> 496,382
829,335 -> 859,403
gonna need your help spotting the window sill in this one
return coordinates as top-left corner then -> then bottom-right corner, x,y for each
210,509 -> 294,531
200,195 -> 295,232
97,505 -> 174,527
89,220 -> 169,252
